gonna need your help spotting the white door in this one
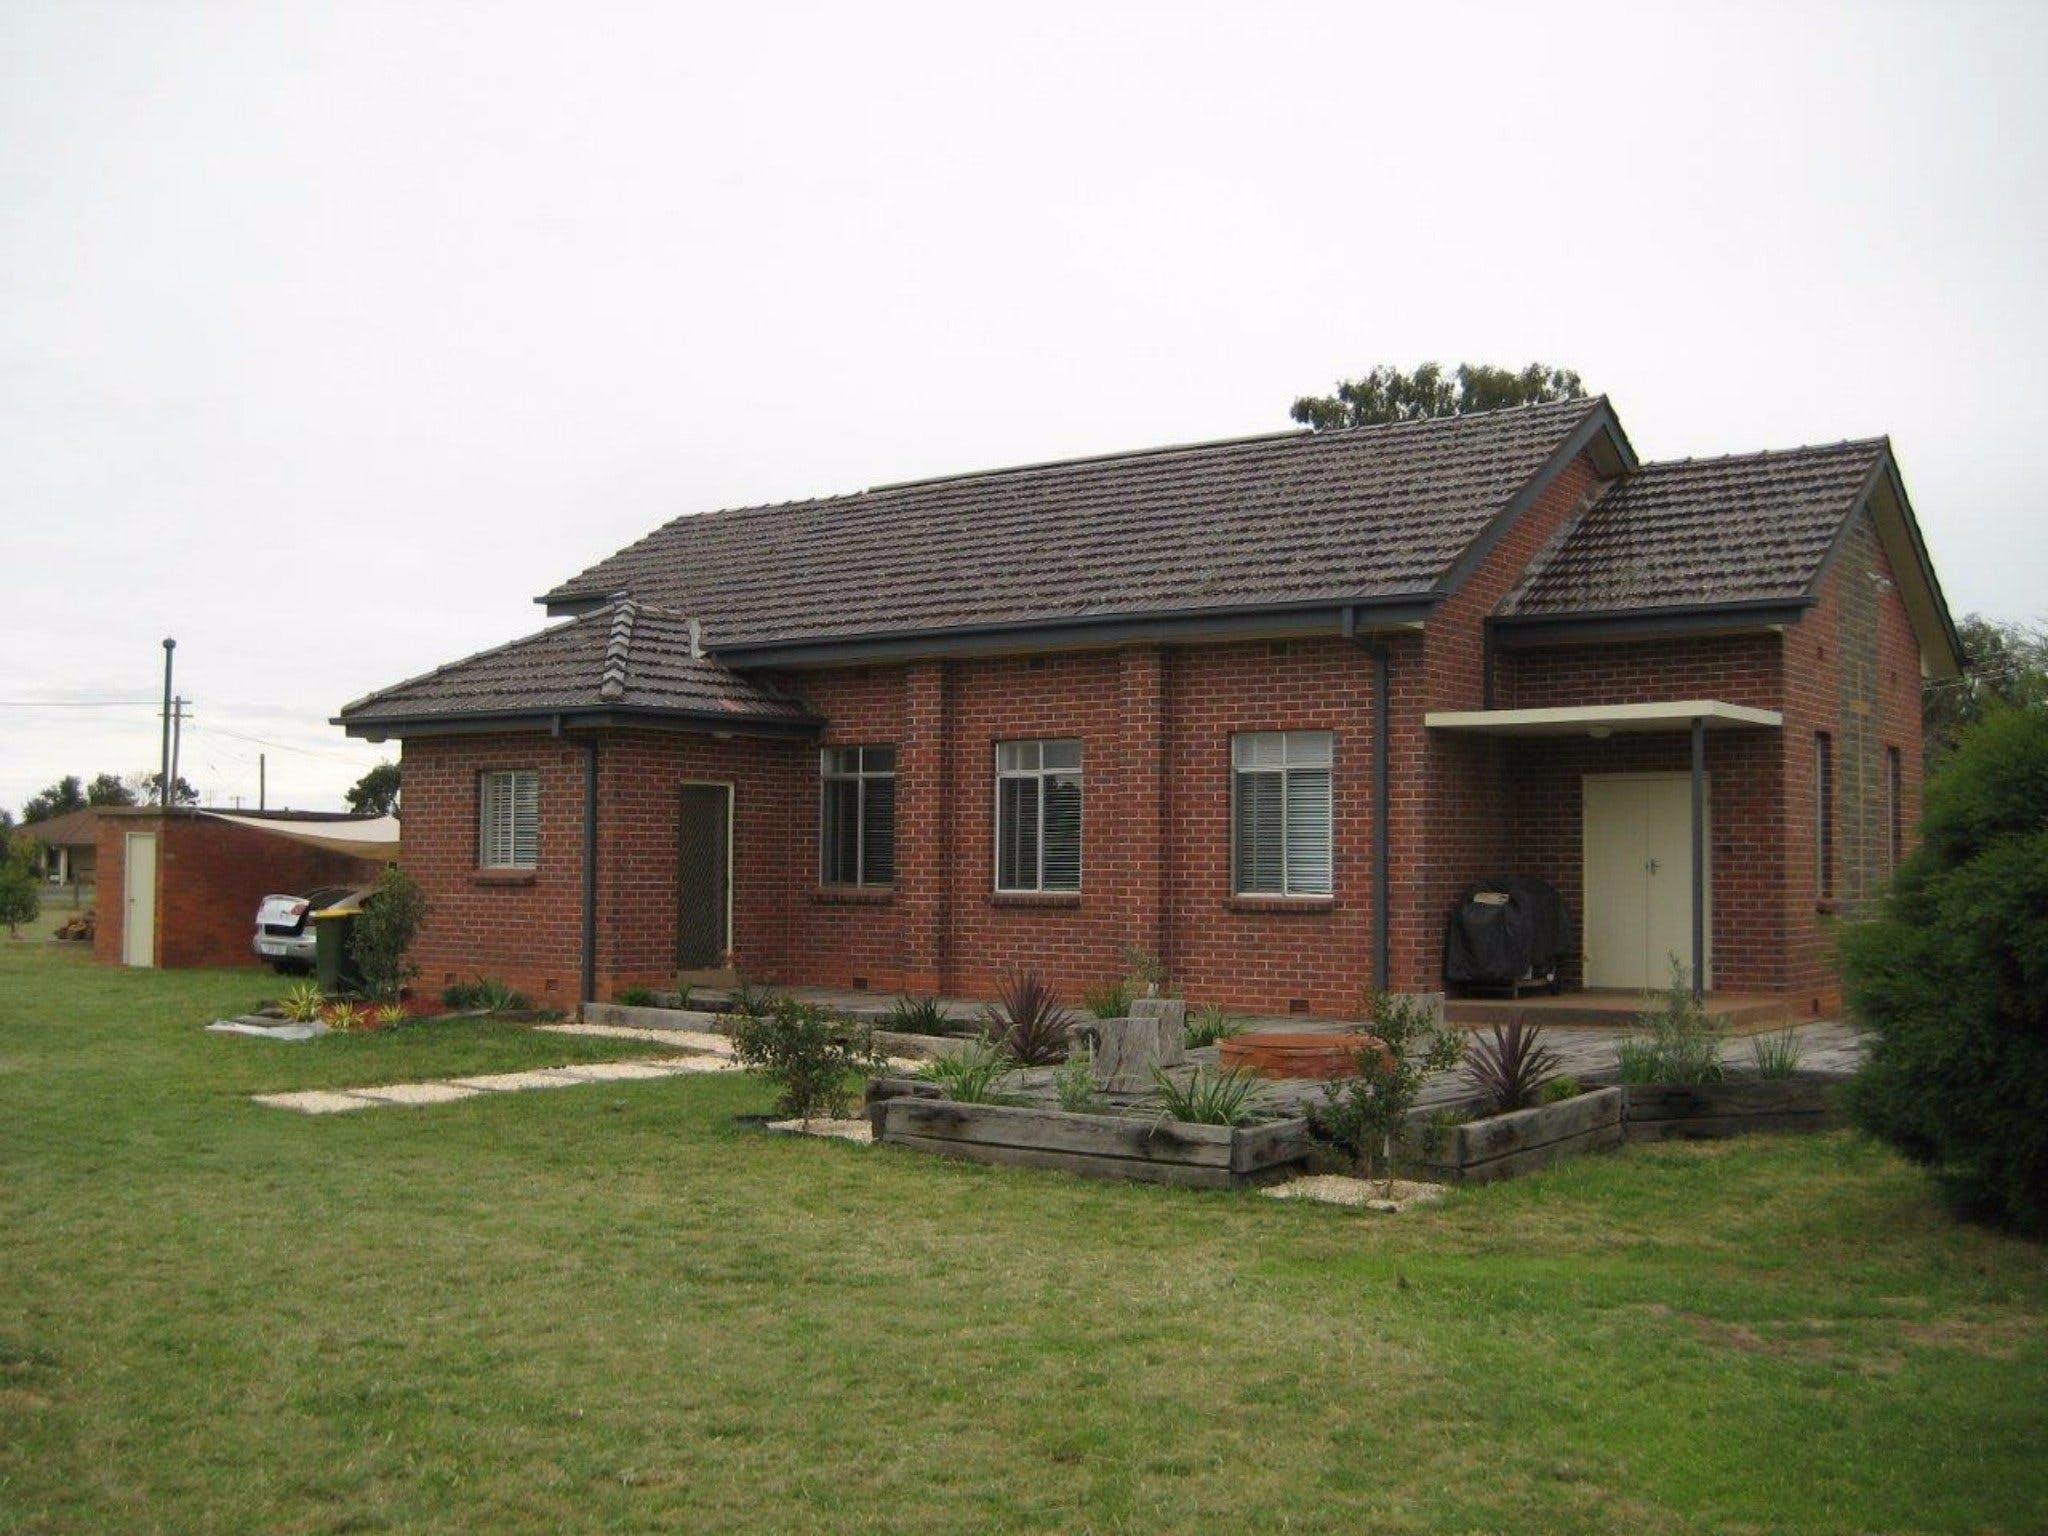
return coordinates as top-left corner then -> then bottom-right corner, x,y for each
122,832 -> 158,968
1582,774 -> 1709,991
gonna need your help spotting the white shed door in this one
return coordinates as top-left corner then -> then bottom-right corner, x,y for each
122,832 -> 158,968
1582,774 -> 1709,992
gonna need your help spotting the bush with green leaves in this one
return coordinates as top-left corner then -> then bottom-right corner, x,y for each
1120,944 -> 1172,997
278,980 -> 326,1023
614,985 -> 658,1007
1306,992 -> 1465,1193
730,998 -> 882,1121
1539,1075 -> 1582,1105
1842,707 -> 2048,1234
724,973 -> 781,1020
1616,960 -> 1725,1085
441,976 -> 531,1012
1054,1046 -> 1101,1112
346,866 -> 428,1003
1463,1018 -> 1560,1115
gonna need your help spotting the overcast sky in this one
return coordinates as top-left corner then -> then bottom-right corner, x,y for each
4,0 -> 2044,813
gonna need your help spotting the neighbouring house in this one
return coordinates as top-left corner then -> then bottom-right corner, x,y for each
336,397 -> 1959,1018
18,807 -> 102,892
94,808 -> 399,969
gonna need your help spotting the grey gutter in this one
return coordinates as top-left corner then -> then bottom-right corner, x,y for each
1489,597 -> 1813,646
706,596 -> 1437,669
333,704 -> 822,743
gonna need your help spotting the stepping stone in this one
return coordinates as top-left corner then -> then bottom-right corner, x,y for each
767,1117 -> 873,1144
349,1081 -> 483,1106
650,1054 -> 742,1074
556,1060 -> 690,1083
1262,1175 -> 1448,1213
252,1090 -> 374,1115
447,1068 -> 588,1093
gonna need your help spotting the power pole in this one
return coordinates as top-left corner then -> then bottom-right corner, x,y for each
158,639 -> 176,807
169,697 -> 187,807
259,754 -> 266,811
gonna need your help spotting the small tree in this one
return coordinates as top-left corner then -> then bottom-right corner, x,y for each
139,773 -> 198,807
0,839 -> 40,935
1307,993 -> 1466,1194
85,773 -> 138,807
21,776 -> 86,824
347,866 -> 428,1003
1843,708 -> 2048,1234
346,762 -> 401,817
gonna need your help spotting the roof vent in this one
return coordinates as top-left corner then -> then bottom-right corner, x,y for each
687,617 -> 703,660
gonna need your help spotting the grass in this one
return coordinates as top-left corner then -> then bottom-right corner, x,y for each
2,942 -> 2044,1534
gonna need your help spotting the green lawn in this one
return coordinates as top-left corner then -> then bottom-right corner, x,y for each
2,944 -> 2042,1534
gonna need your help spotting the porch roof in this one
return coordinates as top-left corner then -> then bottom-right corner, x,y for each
1423,699 -> 1782,737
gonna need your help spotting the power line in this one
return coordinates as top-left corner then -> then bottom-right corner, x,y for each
0,700 -> 162,708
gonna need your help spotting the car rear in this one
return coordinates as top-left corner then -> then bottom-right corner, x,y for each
253,886 -> 348,971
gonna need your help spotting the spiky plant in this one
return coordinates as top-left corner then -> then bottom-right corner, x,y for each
1750,1028 -> 1803,1079
278,981 -> 326,1023
1186,1002 -> 1244,1049
1464,1019 -> 1563,1115
982,970 -> 1076,1066
1149,1065 -> 1269,1127
323,1001 -> 367,1032
883,994 -> 951,1037
1081,977 -> 1135,1020
373,1002 -> 408,1030
916,1037 -> 1017,1104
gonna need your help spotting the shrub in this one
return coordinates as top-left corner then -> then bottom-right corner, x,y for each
1120,944 -> 1172,997
614,985 -> 658,1007
1081,977 -> 1135,1020
442,976 -> 530,1012
1149,1064 -> 1269,1126
0,841 -> 40,935
883,994 -> 952,1037
372,1002 -> 408,1030
1186,1002 -> 1244,1049
1616,960 -> 1725,1084
1464,1019 -> 1561,1115
917,1037 -> 1016,1104
730,998 -> 881,1121
982,970 -> 1075,1066
1539,1075 -> 1582,1105
323,1001 -> 367,1032
1843,708 -> 2048,1234
347,866 -> 428,1004
1749,1028 -> 1803,1079
279,980 -> 326,1023
1306,992 -> 1465,1193
725,973 -> 781,1021
1054,1046 -> 1100,1112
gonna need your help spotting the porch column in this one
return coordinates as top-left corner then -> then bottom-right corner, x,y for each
1691,715 -> 1706,1000
1117,645 -> 1170,970
899,659 -> 951,993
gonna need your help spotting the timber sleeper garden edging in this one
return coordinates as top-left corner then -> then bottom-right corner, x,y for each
1622,1072 -> 1846,1143
864,1079 -> 1311,1190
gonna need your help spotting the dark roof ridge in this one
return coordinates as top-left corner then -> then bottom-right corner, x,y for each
598,601 -> 637,703
335,608 -> 607,717
1634,435 -> 1890,473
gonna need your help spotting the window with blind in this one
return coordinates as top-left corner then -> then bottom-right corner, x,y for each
478,769 -> 539,869
1233,731 -> 1333,897
994,739 -> 1081,892
820,745 -> 896,886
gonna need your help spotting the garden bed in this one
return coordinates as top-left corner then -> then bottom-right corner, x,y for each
1623,1072 -> 1846,1143
865,1077 -> 1309,1189
1404,1086 -> 1627,1185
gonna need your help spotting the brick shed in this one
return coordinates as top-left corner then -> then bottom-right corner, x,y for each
94,809 -> 396,969
336,397 -> 1961,1019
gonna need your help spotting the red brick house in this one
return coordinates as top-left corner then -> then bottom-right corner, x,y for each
337,397 -> 1959,1017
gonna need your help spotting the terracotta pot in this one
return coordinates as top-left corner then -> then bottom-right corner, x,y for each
1219,1030 -> 1392,1080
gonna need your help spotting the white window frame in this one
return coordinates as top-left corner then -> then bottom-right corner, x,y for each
478,769 -> 539,870
818,745 -> 896,887
993,739 -> 1082,894
1230,731 -> 1334,898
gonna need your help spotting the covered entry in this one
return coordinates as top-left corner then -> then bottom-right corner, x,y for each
1427,700 -> 1782,998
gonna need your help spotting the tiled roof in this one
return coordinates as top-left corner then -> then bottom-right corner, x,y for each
1503,439 -> 1889,617
338,601 -> 811,726
541,397 -> 1610,647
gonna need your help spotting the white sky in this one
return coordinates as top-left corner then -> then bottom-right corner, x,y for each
4,0 -> 2045,813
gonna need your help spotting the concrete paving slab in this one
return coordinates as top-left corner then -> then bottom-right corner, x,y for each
251,1090 -> 374,1115
447,1068 -> 588,1092
556,1060 -> 692,1083
349,1081 -> 484,1106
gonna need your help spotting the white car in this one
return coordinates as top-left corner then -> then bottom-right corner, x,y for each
252,886 -> 360,972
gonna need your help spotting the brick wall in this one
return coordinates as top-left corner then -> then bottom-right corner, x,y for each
93,813 -> 384,969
